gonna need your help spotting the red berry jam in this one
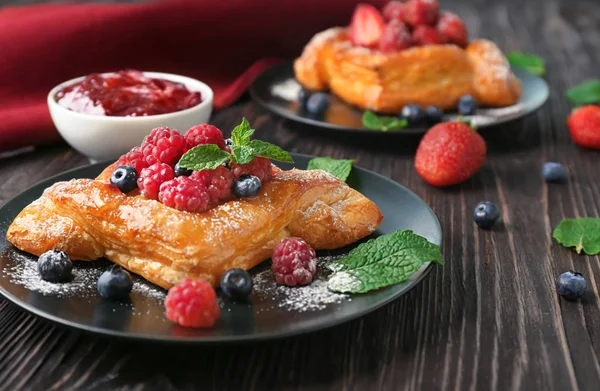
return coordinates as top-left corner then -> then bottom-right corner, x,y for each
56,70 -> 202,117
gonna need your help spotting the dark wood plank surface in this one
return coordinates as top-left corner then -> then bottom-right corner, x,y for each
1,0 -> 600,389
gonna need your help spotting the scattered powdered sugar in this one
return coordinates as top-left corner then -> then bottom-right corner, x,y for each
132,280 -> 166,303
271,78 -> 303,102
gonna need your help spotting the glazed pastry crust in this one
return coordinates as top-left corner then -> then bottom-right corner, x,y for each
6,167 -> 382,289
294,28 -> 522,113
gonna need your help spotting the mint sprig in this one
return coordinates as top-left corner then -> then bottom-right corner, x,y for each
177,144 -> 231,171
566,80 -> 600,106
362,111 -> 407,131
327,230 -> 444,294
507,52 -> 545,76
231,118 -> 254,146
553,218 -> 600,255
307,157 -> 354,182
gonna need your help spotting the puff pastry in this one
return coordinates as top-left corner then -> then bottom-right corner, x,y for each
6,165 -> 383,289
294,28 -> 522,113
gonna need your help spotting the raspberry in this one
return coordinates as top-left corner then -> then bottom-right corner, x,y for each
403,0 -> 439,27
138,163 -> 175,200
116,147 -> 148,175
271,237 -> 317,287
437,11 -> 468,47
231,157 -> 273,182
412,25 -> 447,46
190,165 -> 233,204
158,176 -> 211,213
382,1 -> 406,22
378,20 -> 413,53
567,105 -> 600,150
164,278 -> 220,328
140,127 -> 185,166
185,124 -> 226,152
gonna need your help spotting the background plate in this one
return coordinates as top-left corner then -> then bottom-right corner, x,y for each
249,62 -> 549,134
0,154 -> 442,343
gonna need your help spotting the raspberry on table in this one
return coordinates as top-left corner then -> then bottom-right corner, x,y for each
138,163 -> 175,200
271,237 -> 317,287
231,157 -> 273,183
164,278 -> 220,328
412,25 -> 447,46
158,176 -> 211,213
185,124 -> 226,152
437,11 -> 468,47
403,0 -> 439,27
140,127 -> 185,166
116,147 -> 148,175
190,165 -> 233,204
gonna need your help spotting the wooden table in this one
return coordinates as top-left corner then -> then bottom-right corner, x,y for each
1,0 -> 600,389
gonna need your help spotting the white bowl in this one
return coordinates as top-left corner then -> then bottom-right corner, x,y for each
47,72 -> 213,162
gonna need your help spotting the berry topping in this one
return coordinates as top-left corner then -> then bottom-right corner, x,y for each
165,278 -> 220,328
231,157 -> 273,183
378,20 -> 412,53
116,147 -> 148,175
437,11 -> 468,47
412,25 -> 447,46
110,165 -> 139,193
37,249 -> 73,283
138,163 -> 175,200
349,4 -> 386,48
298,88 -> 310,106
174,162 -> 193,177
415,122 -> 486,187
401,103 -> 426,126
97,265 -> 133,300
220,268 -> 253,300
382,1 -> 406,22
159,176 -> 211,213
542,162 -> 567,183
567,105 -> 600,150
190,165 -> 234,204
473,201 -> 500,229
140,127 -> 185,166
403,0 -> 439,27
225,138 -> 233,148
305,92 -> 330,116
457,94 -> 478,115
232,174 -> 262,198
271,237 -> 317,287
425,106 -> 444,125
184,124 -> 226,152
556,271 -> 586,301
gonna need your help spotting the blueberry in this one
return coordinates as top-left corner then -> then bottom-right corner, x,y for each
174,162 -> 192,177
298,88 -> 310,106
37,249 -> 73,282
457,95 -> 478,115
542,162 -> 566,183
400,104 -> 426,126
305,93 -> 329,116
225,138 -> 233,147
425,106 -> 444,125
97,265 -> 133,300
220,268 -> 253,300
232,174 -> 261,198
556,271 -> 586,300
110,165 -> 138,193
473,201 -> 500,229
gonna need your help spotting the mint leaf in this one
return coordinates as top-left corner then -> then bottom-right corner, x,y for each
247,140 -> 294,163
507,52 -> 545,76
566,80 -> 600,106
307,157 -> 354,182
328,230 -> 443,294
178,144 -> 231,171
230,145 -> 256,165
231,118 -> 254,146
362,111 -> 407,131
553,218 -> 600,255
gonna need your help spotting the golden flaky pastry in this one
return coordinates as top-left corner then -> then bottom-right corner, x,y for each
294,28 -> 522,113
6,164 -> 382,289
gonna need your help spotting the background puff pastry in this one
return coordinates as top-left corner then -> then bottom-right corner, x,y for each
294,28 -> 522,113
6,167 -> 383,289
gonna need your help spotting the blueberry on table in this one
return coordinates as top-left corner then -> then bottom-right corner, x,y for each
542,162 -> 566,182
305,93 -> 329,115
298,88 -> 310,106
110,165 -> 138,193
174,162 -> 193,177
232,174 -> 261,198
556,271 -> 586,300
97,265 -> 133,300
220,268 -> 253,300
473,201 -> 500,229
457,95 -> 478,115
425,106 -> 444,125
400,104 -> 426,126
37,249 -> 73,283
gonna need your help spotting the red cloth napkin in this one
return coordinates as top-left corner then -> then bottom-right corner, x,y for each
0,0 -> 386,153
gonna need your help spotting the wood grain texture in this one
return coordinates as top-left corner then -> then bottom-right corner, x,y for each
1,0 -> 600,389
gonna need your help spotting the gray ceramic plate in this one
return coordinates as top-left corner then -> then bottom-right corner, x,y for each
0,154 -> 442,343
249,62 -> 549,134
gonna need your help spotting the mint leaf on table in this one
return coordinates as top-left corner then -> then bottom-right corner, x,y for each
566,80 -> 600,106
552,218 -> 600,255
362,111 -> 407,131
307,157 -> 354,182
178,144 -> 231,171
247,139 -> 294,163
507,52 -> 546,76
327,230 -> 444,294
231,118 -> 254,146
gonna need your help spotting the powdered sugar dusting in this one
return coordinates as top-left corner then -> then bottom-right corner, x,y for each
271,78 -> 303,102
